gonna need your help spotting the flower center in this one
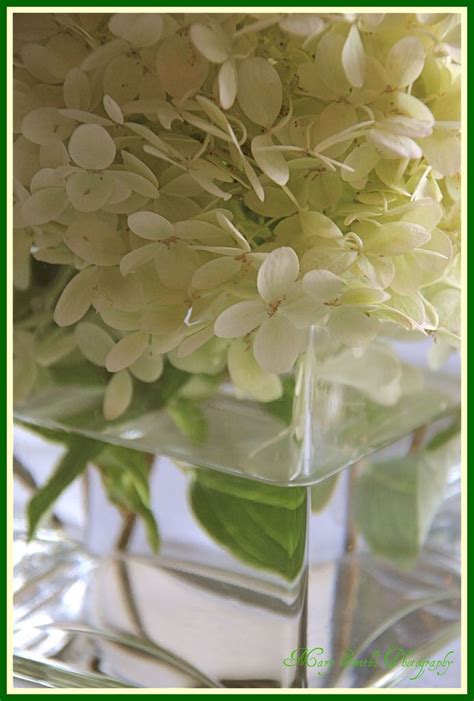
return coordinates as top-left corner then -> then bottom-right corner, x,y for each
267,298 -> 283,318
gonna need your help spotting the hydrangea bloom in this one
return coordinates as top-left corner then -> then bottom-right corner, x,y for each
13,12 -> 461,415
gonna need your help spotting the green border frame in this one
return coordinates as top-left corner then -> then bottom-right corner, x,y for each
3,3 -> 470,698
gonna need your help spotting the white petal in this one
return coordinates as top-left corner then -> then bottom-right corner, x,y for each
120,243 -> 159,275
121,150 -> 159,189
190,23 -> 229,63
341,143 -> 379,184
218,59 -> 238,110
103,370 -> 133,420
191,256 -> 240,290
109,171 -> 159,199
154,240 -> 199,290
358,255 -> 395,290
303,269 -> 344,304
177,325 -> 214,358
228,340 -> 283,402
106,331 -> 148,372
156,34 -> 208,100
53,266 -> 97,326
109,13 -> 163,48
328,307 -> 379,347
364,222 -> 431,256
64,213 -> 126,266
237,57 -> 282,128
299,211 -> 343,239
369,128 -> 422,159
68,124 -> 116,170
103,94 -> 124,125
63,68 -> 91,111
251,134 -> 289,186
21,187 -> 68,225
97,267 -> 144,312
281,292 -> 322,329
128,210 -> 173,240
253,315 -> 302,374
279,14 -> 324,37
385,36 -> 425,88
420,133 -> 461,176
314,31 -> 350,96
129,346 -> 164,382
22,107 -> 74,146
74,322 -> 114,366
214,300 -> 266,338
81,38 -> 128,72
337,287 -> 389,306
342,24 -> 365,88
103,53 -> 142,104
257,247 -> 299,303
66,171 -> 113,212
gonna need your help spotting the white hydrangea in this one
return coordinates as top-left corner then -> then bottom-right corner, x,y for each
13,11 -> 462,413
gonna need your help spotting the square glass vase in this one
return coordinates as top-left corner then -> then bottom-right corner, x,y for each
13,335 -> 461,689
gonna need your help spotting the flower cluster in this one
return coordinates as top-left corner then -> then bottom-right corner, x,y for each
13,12 -> 461,414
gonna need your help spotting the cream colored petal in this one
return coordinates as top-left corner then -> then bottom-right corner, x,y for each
74,322 -> 115,367
120,242 -> 159,276
106,331 -> 149,372
328,307 -> 379,347
251,134 -> 289,187
191,256 -> 241,290
68,124 -> 116,170
128,210 -> 173,240
253,315 -> 302,374
218,59 -> 238,110
237,57 -> 282,128
129,346 -> 164,382
53,266 -> 97,327
257,247 -> 299,303
214,300 -> 266,338
103,370 -> 133,420
303,269 -> 344,304
228,339 -> 283,402
342,24 -> 365,88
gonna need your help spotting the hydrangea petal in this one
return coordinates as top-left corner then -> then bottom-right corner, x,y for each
218,59 -> 238,110
74,322 -> 115,366
303,269 -> 344,304
214,300 -> 266,338
53,266 -> 97,326
106,331 -> 149,372
228,339 -> 283,402
103,370 -> 133,420
257,247 -> 299,303
22,187 -> 69,225
253,315 -> 302,374
130,346 -> 164,382
328,307 -> 379,347
237,57 -> 282,128
128,211 -> 174,240
342,24 -> 365,88
68,124 -> 116,170
192,256 -> 241,290
385,36 -> 425,88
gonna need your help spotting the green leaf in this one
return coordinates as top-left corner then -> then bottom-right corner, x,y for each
353,422 -> 460,565
264,375 -> 295,426
95,444 -> 159,552
27,436 -> 103,540
311,473 -> 339,512
167,397 -> 208,444
48,352 -> 110,387
190,470 -> 307,580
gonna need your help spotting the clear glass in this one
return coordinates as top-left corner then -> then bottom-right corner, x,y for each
13,342 -> 462,689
